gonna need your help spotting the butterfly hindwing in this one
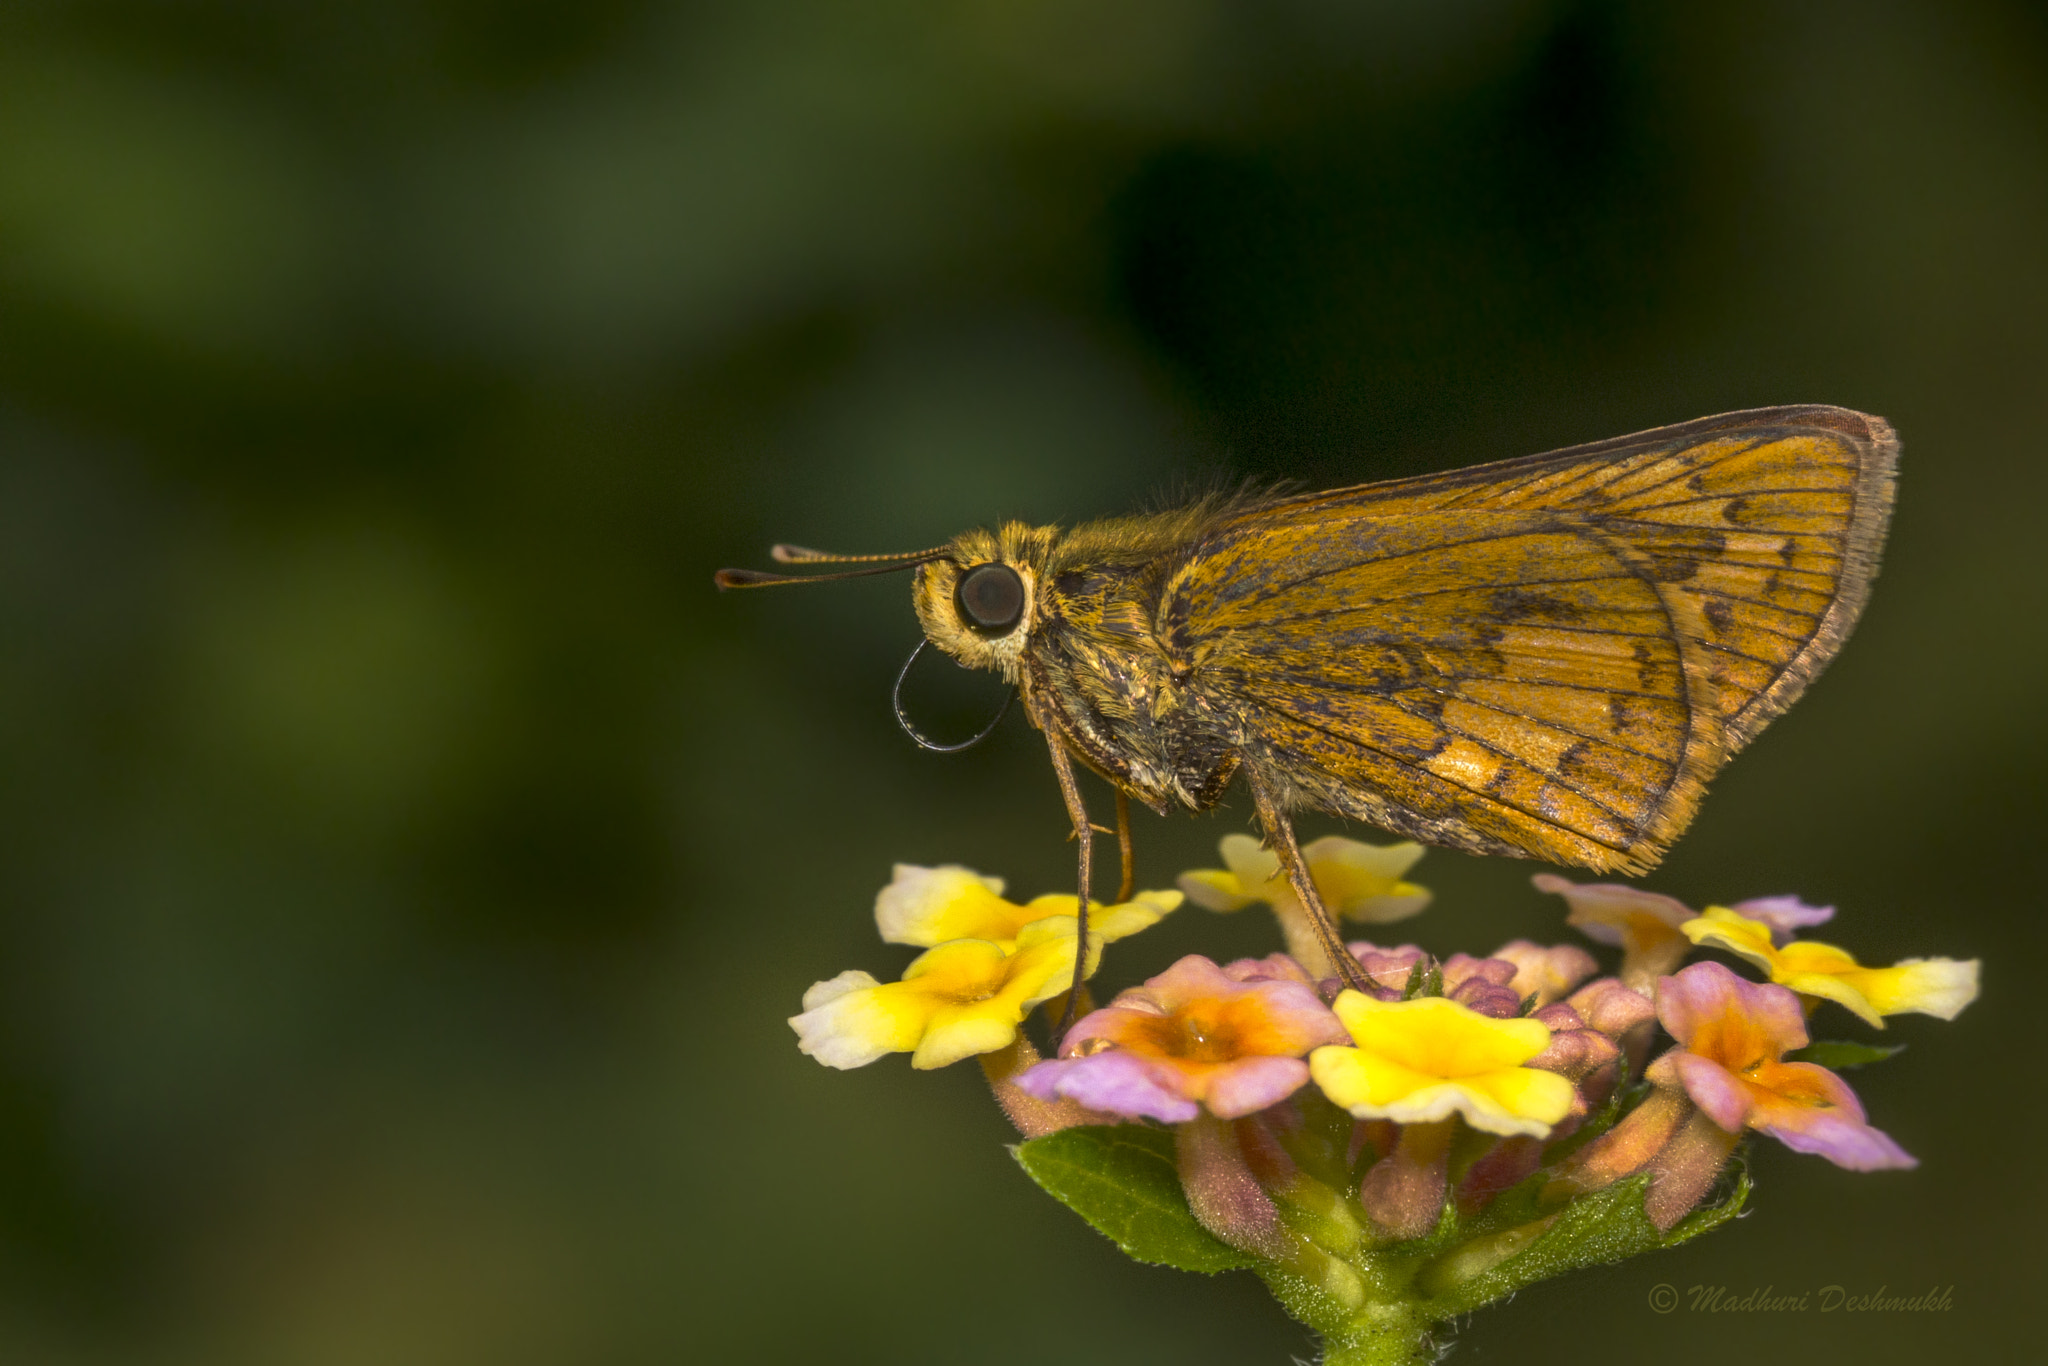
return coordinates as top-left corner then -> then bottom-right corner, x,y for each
1161,406 -> 1897,873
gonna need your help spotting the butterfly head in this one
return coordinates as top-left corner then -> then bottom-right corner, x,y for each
912,522 -> 1057,682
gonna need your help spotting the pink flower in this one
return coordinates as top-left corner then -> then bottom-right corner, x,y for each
1455,1001 -> 1623,1214
1016,956 -> 1350,1122
1647,962 -> 1916,1171
1565,977 -> 1659,1040
1442,954 -> 1523,1019
1489,940 -> 1600,1006
1565,975 -> 1660,1073
1727,894 -> 1836,944
1343,941 -> 1430,999
1526,1003 -> 1624,1105
1533,874 -> 1696,991
1221,952 -> 1319,987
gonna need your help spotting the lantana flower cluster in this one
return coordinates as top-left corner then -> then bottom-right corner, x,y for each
791,838 -> 1978,1366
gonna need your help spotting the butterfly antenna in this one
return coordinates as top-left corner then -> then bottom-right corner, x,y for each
772,543 -> 949,564
713,547 -> 946,590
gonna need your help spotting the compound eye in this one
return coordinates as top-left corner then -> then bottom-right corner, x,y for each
955,562 -> 1026,633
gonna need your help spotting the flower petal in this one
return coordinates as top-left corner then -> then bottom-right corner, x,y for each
790,970 -> 908,1069
1346,942 -> 1429,994
1460,1068 -> 1579,1134
1092,954 -> 1349,1057
1302,834 -> 1432,923
1313,993 -> 1571,1136
910,1011 -> 1025,1070
1728,894 -> 1835,943
1534,874 -> 1693,949
1490,940 -> 1599,1006
1331,993 -> 1552,1074
874,864 -> 1015,946
1526,1008 -> 1621,1085
1016,1053 -> 1199,1123
877,863 -> 1180,952
1092,889 -> 1186,941
1650,964 -> 1916,1170
1779,953 -> 1981,1027
1745,1062 -> 1916,1170
1838,957 -> 1980,1020
1680,905 -> 1780,971
1205,1056 -> 1315,1119
1182,833 -> 1433,927
1772,969 -> 1889,1029
800,968 -> 878,1013
1655,961 -> 1810,1061
1442,955 -> 1517,990
900,934 -> 1078,1069
1218,832 -> 1283,891
792,923 -> 1087,1072
1660,1050 -> 1755,1133
1040,955 -> 1345,1118
1689,907 -> 1981,1026
1566,977 -> 1659,1037
1222,953 -> 1318,986
1753,1106 -> 1918,1170
1537,874 -> 1698,989
1176,868 -> 1255,912
1310,1048 -> 1573,1136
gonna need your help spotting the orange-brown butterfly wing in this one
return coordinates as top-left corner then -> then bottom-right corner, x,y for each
1160,405 -> 1897,873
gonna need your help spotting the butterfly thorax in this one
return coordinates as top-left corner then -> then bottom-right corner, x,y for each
915,510 -> 1254,814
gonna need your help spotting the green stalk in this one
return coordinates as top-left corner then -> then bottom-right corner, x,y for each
1316,1301 -> 1435,1366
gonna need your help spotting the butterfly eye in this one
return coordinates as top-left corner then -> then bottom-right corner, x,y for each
955,562 -> 1025,632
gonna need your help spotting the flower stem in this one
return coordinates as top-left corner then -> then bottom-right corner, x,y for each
1319,1303 -> 1434,1366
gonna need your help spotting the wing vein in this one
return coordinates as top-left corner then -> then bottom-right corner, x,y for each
1249,669 -> 1688,710
1240,697 -> 1640,848
1574,434 -> 1777,506
1219,572 -> 1650,624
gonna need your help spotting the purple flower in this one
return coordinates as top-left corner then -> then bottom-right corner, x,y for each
1015,955 -> 1349,1121
1343,941 -> 1430,1000
1443,954 -> 1523,1018
1646,962 -> 1916,1171
1728,894 -> 1836,945
1489,939 -> 1600,1006
1534,874 -> 1696,990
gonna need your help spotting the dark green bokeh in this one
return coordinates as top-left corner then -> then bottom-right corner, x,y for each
1,2 -> 2041,1362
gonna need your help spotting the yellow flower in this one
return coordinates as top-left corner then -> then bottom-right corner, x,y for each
1179,834 -> 1429,977
1309,992 -> 1576,1137
791,920 -> 1093,1070
1180,833 -> 1430,921
874,863 -> 1181,952
1681,906 -> 1980,1029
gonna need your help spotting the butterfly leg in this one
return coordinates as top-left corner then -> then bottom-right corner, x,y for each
1113,787 -> 1134,904
1042,733 -> 1095,1047
1248,773 -> 1370,993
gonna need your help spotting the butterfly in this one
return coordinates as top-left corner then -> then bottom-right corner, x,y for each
718,405 -> 1898,1001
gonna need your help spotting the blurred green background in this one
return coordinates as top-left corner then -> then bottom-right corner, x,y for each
1,2 -> 2042,1363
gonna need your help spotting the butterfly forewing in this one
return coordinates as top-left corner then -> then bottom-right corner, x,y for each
1163,406 -> 1897,873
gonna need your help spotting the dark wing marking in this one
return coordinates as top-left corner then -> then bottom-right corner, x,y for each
1159,406 -> 1897,872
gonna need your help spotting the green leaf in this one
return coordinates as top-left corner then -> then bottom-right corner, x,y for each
1417,1160 -> 1751,1315
1785,1040 -> 1906,1069
1013,1125 -> 1257,1274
